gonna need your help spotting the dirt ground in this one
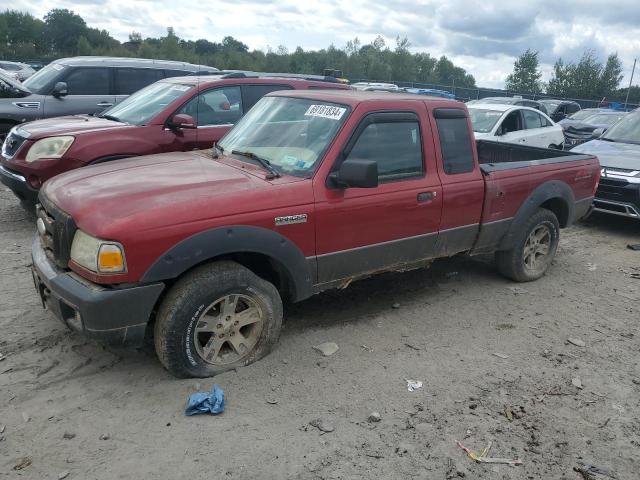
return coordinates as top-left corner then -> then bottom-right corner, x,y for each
0,185 -> 639,480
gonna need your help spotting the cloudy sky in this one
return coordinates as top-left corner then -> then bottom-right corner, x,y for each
12,0 -> 640,88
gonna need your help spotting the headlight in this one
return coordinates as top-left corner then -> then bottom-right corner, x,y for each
70,230 -> 126,274
25,136 -> 74,163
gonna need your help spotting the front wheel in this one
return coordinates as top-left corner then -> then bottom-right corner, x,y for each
495,208 -> 560,282
154,261 -> 283,378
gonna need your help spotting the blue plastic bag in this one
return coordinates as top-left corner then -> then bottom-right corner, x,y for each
185,384 -> 225,416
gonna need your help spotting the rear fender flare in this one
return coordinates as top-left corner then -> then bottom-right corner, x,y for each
141,225 -> 314,302
498,180 -> 574,251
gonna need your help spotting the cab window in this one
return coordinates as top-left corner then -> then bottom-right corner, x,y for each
346,116 -> 423,182
115,68 -> 163,95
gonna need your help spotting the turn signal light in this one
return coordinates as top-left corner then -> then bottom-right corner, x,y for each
98,244 -> 125,273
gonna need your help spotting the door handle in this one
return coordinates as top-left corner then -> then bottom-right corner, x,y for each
97,102 -> 113,107
417,191 -> 437,203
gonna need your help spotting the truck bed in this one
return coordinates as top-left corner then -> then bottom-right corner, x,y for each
476,140 -> 594,172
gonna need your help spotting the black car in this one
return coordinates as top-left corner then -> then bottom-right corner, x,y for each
468,96 -> 547,114
538,99 -> 581,122
560,110 -> 627,148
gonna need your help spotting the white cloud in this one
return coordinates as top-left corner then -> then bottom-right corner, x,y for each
12,0 -> 640,89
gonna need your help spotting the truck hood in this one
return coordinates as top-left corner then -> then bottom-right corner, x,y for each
42,151 -> 287,235
571,139 -> 640,170
20,115 -> 129,138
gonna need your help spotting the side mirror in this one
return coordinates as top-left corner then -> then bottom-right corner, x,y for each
52,82 -> 68,98
328,159 -> 378,189
591,127 -> 605,138
170,113 -> 197,129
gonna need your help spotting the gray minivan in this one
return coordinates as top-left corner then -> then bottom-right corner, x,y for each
0,56 -> 219,140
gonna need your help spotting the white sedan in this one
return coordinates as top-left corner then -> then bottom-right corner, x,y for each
468,103 -> 565,149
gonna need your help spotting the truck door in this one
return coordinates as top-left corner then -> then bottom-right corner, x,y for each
431,108 -> 484,256
313,109 -> 442,285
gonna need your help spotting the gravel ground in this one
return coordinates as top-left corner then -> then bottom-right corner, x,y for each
0,185 -> 639,480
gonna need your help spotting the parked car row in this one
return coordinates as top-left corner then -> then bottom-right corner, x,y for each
0,71 -> 349,204
0,56 -> 221,141
23,89 -> 599,377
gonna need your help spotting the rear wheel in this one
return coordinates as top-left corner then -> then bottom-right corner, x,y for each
154,261 -> 283,378
496,208 -> 560,282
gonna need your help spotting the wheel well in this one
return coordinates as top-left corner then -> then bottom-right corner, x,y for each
144,252 -> 295,342
540,197 -> 569,227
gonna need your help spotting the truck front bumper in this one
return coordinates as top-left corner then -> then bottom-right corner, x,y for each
0,165 -> 39,204
31,238 -> 165,346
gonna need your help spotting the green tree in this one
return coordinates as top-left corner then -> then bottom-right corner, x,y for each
547,51 -> 624,99
505,49 -> 542,93
597,53 -> 623,98
43,9 -> 87,54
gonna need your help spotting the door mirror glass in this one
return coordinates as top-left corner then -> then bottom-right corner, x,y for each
170,113 -> 197,129
329,159 -> 378,189
52,81 -> 68,98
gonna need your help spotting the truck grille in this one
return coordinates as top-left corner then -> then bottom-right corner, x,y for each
1,131 -> 27,159
36,194 -> 77,269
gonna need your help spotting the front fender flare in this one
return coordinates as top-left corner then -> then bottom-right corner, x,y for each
141,225 -> 314,302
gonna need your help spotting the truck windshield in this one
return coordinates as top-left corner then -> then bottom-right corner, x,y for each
101,82 -> 194,125
468,108 -> 503,133
601,111 -> 640,144
218,96 -> 349,177
22,63 -> 63,94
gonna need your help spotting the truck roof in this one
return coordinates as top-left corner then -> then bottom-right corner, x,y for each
267,89 -> 463,107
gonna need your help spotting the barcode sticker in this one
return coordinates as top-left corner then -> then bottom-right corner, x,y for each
304,104 -> 346,120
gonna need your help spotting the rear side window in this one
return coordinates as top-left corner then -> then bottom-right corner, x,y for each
178,86 -> 243,126
115,68 -> 163,95
63,68 -> 110,95
347,118 -> 423,182
567,103 -> 580,114
523,110 -> 544,129
242,84 -> 292,111
164,69 -> 191,78
435,112 -> 475,174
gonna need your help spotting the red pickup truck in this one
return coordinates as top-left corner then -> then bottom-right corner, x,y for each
0,73 -> 349,205
31,90 -> 600,378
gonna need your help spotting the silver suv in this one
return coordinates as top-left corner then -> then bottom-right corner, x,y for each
0,56 -> 219,140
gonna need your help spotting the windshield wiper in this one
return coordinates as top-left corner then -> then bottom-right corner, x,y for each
212,143 -> 224,158
599,137 -> 616,142
231,150 -> 281,178
99,114 -> 121,122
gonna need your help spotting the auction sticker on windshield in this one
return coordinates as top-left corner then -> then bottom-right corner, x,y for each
304,104 -> 346,120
